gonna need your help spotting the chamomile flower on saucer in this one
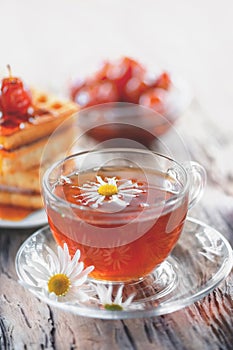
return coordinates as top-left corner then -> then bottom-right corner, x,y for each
21,243 -> 94,303
78,175 -> 143,211
93,284 -> 135,311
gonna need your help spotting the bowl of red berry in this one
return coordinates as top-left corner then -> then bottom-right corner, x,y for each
70,57 -> 191,148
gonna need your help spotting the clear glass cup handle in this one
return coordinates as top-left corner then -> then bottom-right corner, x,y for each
183,161 -> 207,209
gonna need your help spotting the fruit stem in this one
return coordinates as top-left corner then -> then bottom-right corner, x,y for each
6,64 -> 12,78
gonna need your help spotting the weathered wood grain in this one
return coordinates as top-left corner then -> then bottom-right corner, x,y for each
0,104 -> 233,350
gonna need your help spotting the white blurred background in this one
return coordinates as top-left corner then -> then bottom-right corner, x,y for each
0,0 -> 232,129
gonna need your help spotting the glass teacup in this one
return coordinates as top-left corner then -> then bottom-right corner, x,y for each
42,148 -> 206,283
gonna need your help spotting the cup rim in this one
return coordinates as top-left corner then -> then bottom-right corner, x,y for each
42,148 -> 189,213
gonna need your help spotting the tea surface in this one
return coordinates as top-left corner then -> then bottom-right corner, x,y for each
47,166 -> 188,281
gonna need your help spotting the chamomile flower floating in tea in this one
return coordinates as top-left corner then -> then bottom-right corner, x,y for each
20,243 -> 94,303
78,175 -> 143,210
94,284 -> 135,311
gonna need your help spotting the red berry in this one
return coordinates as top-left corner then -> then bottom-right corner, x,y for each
1,86 -> 32,115
1,66 -> 32,115
1,76 -> 23,92
154,72 -> 171,90
122,76 -> 148,103
106,57 -> 145,97
94,61 -> 111,81
96,80 -> 118,103
139,88 -> 167,114
70,78 -> 86,101
74,80 -> 118,108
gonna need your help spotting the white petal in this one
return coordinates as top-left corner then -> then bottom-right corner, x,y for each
121,194 -> 136,201
114,285 -> 124,305
120,193 -> 137,200
57,245 -> 66,270
96,196 -> 105,204
72,265 -> 94,285
72,274 -> 88,287
67,261 -> 84,278
45,246 -> 60,271
82,180 -> 99,186
75,289 -> 91,302
81,192 -> 96,198
27,261 -> 50,278
55,287 -> 90,303
117,180 -> 134,189
120,188 -> 142,194
71,249 -> 81,264
68,288 -> 90,302
107,177 -> 117,186
80,185 -> 99,192
96,175 -> 106,185
19,280 -> 43,292
61,247 -> 79,275
111,196 -> 128,208
84,193 -> 100,204
23,265 -> 48,281
83,265 -> 95,275
122,293 -> 136,308
94,284 -> 108,304
63,243 -> 71,262
106,285 -> 113,304
90,196 -> 105,208
46,254 -> 57,275
85,195 -> 102,204
20,268 -> 38,286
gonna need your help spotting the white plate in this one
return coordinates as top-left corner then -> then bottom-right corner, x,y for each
0,209 -> 47,229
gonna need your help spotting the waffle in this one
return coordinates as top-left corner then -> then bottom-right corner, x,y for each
0,125 -> 75,173
0,166 -> 41,192
0,190 -> 42,209
0,89 -> 78,150
0,89 -> 79,210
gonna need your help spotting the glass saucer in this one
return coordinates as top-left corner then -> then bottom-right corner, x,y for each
15,217 -> 232,319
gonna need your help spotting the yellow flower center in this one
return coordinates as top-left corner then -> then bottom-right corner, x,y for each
98,184 -> 118,197
48,273 -> 70,296
104,304 -> 123,311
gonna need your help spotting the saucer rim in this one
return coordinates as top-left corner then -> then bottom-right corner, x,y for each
15,216 -> 233,319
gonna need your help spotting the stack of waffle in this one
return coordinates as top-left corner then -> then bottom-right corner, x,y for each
0,89 -> 78,210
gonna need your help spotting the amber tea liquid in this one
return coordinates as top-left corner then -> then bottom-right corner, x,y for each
47,166 -> 188,282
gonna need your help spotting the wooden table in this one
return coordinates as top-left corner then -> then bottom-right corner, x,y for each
0,102 -> 233,350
